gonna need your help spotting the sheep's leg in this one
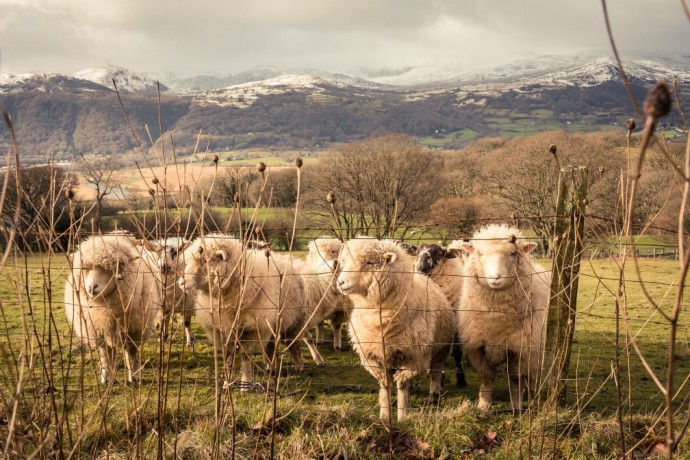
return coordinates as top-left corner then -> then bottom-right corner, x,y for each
466,347 -> 495,411
239,352 -> 254,392
183,313 -> 194,347
98,346 -> 116,384
331,310 -> 348,351
396,380 -> 411,421
300,331 -> 325,366
331,320 -> 344,351
428,357 -> 446,405
315,321 -> 326,345
452,337 -> 467,388
287,340 -> 306,372
508,376 -> 523,412
378,382 -> 392,420
124,342 -> 141,383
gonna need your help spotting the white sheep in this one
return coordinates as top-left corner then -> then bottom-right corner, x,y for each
140,237 -> 195,346
179,234 -> 324,389
305,238 -> 352,350
414,243 -> 468,388
457,224 -> 551,411
337,237 -> 453,421
64,234 -> 162,384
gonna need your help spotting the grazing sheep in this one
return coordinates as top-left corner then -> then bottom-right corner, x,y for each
64,234 -> 162,384
457,224 -> 551,411
337,238 -> 453,421
179,235 -> 324,388
140,238 -> 195,346
414,243 -> 468,388
305,238 -> 352,350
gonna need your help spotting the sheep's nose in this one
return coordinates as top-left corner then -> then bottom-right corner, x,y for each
87,284 -> 98,294
338,279 -> 345,286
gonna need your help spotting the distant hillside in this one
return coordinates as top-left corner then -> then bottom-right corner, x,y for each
0,52 -> 687,164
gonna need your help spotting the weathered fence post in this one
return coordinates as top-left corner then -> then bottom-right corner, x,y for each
543,166 -> 587,407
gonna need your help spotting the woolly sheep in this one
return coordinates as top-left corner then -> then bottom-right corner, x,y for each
64,234 -> 162,384
337,238 -> 453,421
414,243 -> 468,388
140,237 -> 195,346
457,224 -> 551,411
179,235 -> 325,389
305,238 -> 352,350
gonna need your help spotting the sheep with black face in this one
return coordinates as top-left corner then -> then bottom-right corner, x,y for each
414,242 -> 467,388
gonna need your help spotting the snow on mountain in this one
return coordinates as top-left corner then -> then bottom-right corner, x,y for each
363,52 -> 690,90
0,72 -> 111,95
196,74 -> 346,108
154,65 -> 387,93
73,65 -> 169,93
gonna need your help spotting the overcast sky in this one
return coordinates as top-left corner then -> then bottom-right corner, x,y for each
0,0 -> 688,76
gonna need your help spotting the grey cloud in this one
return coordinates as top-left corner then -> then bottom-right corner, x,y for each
0,0 -> 687,75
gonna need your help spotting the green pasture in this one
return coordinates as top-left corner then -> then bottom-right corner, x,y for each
418,129 -> 479,148
0,253 -> 687,458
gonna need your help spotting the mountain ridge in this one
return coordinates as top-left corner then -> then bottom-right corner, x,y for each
0,51 -> 687,162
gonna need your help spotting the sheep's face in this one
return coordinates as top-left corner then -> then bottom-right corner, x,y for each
141,239 -> 190,275
337,241 -> 399,298
77,263 -> 122,300
308,239 -> 343,270
179,242 -> 237,296
157,246 -> 178,274
462,238 -> 537,290
415,243 -> 446,274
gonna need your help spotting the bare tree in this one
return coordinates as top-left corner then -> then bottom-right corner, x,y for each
482,131 -> 626,254
303,134 -> 444,239
1,164 -> 77,247
80,153 -> 120,228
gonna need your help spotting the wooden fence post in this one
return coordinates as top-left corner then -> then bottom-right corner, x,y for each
543,166 -> 587,407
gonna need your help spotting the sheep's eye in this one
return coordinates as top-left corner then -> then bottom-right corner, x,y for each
510,251 -> 517,257
365,260 -> 377,266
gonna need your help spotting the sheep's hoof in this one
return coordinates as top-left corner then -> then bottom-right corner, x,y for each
477,400 -> 492,412
429,392 -> 440,405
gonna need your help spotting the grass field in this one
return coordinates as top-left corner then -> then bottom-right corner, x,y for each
0,252 -> 687,458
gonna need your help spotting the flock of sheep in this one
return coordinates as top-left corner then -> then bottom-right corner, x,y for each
64,224 -> 552,420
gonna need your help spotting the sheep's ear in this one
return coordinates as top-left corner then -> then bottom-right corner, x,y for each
382,252 -> 397,264
460,242 -> 474,254
214,250 -> 228,261
307,240 -> 317,253
402,244 -> 418,256
444,248 -> 458,259
179,240 -> 192,252
520,241 -> 538,254
141,239 -> 157,252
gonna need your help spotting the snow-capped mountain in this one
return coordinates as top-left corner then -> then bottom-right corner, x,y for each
73,65 -> 169,94
153,65 -> 389,93
359,52 -> 690,89
0,50 -> 687,160
195,74 -> 346,108
0,72 -> 112,95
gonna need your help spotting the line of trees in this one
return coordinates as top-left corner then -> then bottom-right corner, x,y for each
5,131 -> 683,251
